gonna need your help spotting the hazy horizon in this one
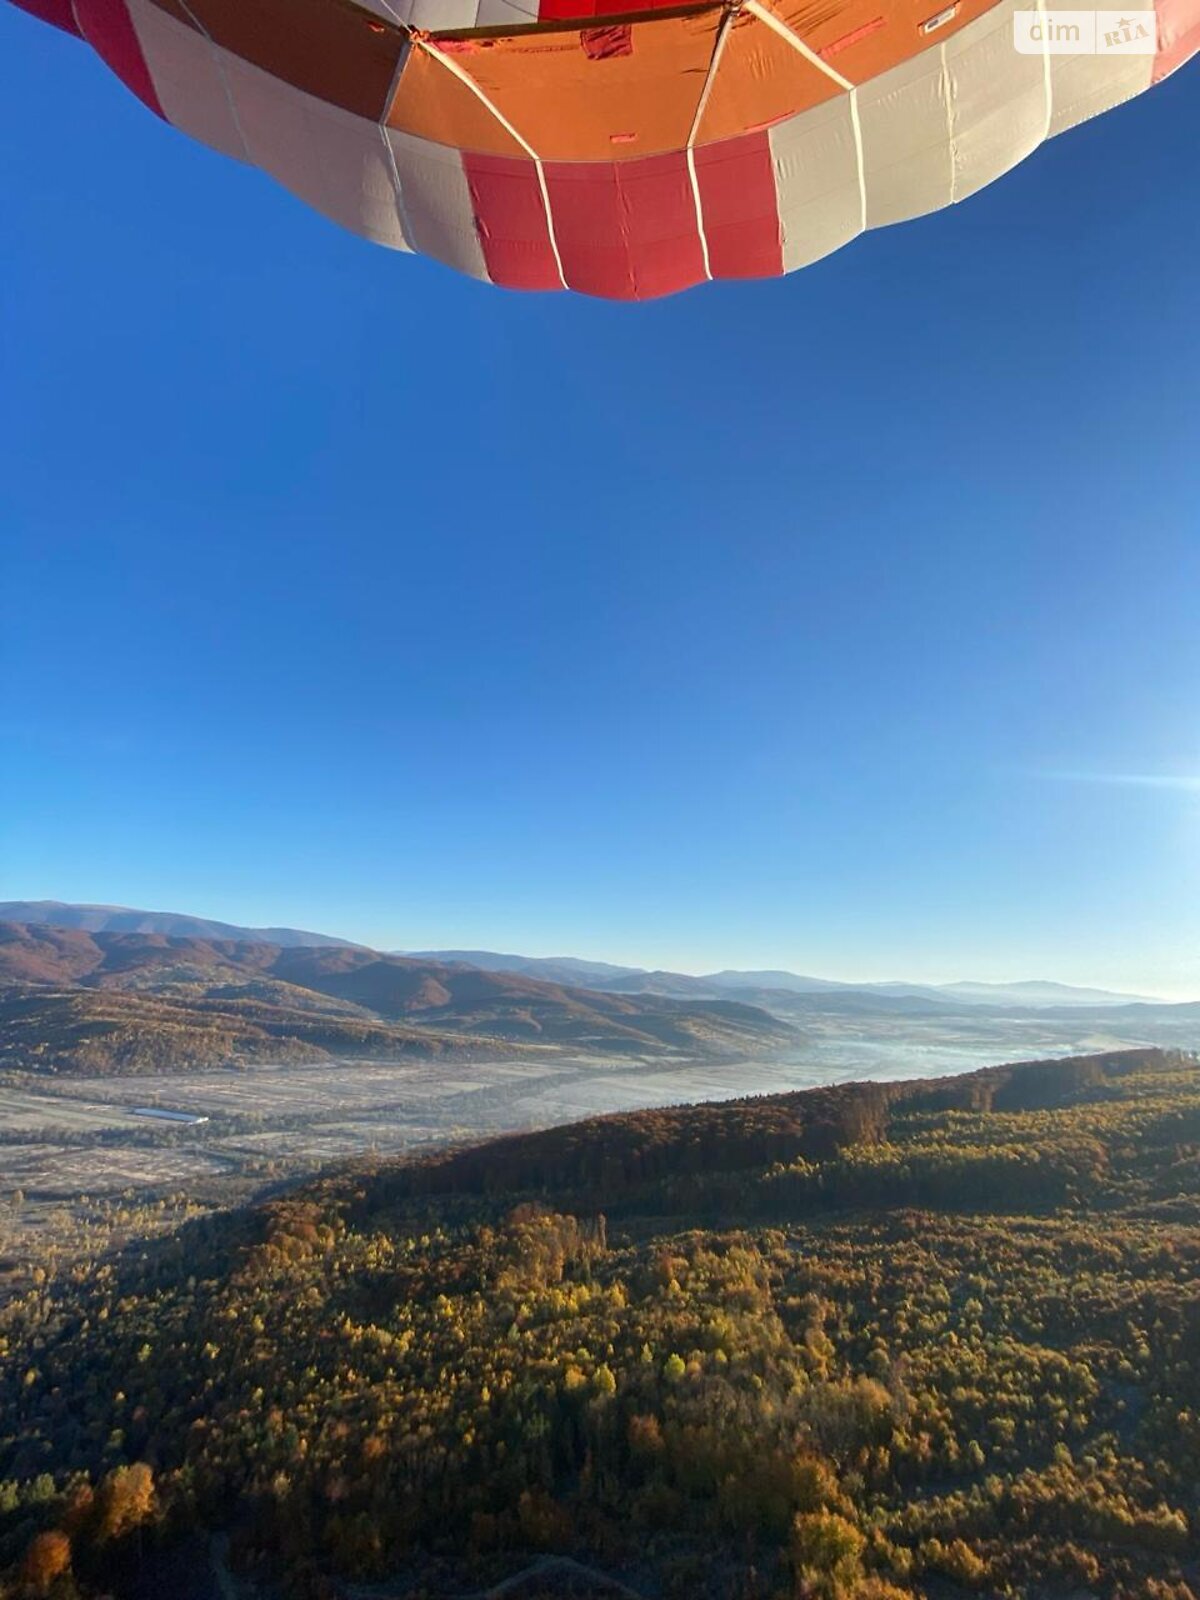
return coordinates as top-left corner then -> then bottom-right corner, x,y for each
1,892 -> 1192,1002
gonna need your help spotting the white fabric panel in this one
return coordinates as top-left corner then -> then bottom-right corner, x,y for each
1045,0 -> 1154,135
943,0 -> 1051,201
476,0 -> 541,19
777,0 -> 1159,256
1047,57 -> 1152,136
220,53 -> 410,249
126,0 -> 248,164
385,129 -> 489,280
857,50 -> 953,228
770,95 -> 863,274
129,0 -> 408,249
359,0 -> 540,25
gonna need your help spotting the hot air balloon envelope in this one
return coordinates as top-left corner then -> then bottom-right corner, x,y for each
9,0 -> 1199,298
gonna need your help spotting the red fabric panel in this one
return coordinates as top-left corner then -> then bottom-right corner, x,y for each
9,0 -> 81,32
464,153 -> 564,293
73,0 -> 163,115
539,0 -> 685,17
543,153 -> 706,301
1154,0 -> 1200,76
694,131 -> 783,282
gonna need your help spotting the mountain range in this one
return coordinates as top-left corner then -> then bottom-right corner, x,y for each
1,903 -> 1163,1007
412,952 -> 1158,1009
4,901 -> 1196,1079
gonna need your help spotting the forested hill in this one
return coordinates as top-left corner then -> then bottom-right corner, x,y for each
2,1047 -> 1199,1600
350,1044 -> 1189,1212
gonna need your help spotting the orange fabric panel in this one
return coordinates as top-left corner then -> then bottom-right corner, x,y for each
388,43 -> 526,157
697,9 -> 840,145
391,9 -> 723,162
766,0 -> 999,85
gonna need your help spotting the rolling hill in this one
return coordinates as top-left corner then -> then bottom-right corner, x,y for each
0,921 -> 797,1073
0,901 -> 358,949
0,987 -> 483,1076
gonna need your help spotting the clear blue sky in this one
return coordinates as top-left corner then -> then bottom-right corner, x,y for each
3,8 -> 1198,996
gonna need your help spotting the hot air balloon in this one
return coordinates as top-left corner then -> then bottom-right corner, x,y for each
10,0 -> 1198,299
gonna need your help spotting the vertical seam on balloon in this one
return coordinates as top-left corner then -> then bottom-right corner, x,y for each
170,0 -> 251,163
848,86 -> 866,232
685,149 -> 712,281
1033,0 -> 1054,144
685,6 -> 738,283
379,43 -> 419,251
741,1 -> 865,231
939,42 -> 956,203
377,128 -> 419,253
409,33 -> 567,288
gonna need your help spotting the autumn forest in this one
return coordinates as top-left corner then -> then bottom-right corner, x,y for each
2,1046 -> 1199,1600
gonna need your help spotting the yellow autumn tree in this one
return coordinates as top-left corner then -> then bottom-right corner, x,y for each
94,1463 -> 157,1543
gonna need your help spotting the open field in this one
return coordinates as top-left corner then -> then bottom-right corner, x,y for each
0,1086 -> 143,1135
0,1141 -> 232,1196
